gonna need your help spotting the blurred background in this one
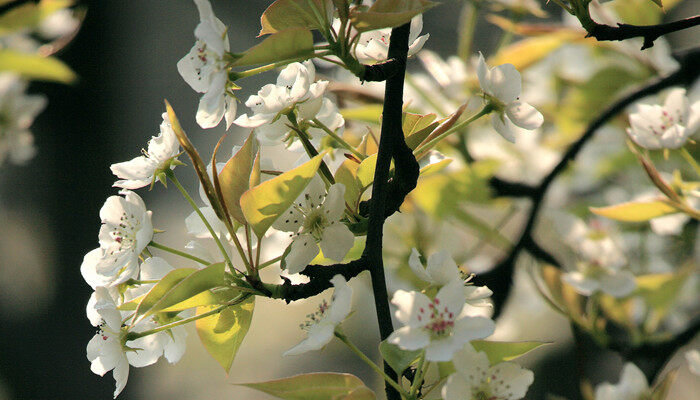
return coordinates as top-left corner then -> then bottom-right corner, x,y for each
0,0 -> 698,399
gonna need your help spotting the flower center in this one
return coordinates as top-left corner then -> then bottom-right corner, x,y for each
417,297 -> 455,338
110,212 -> 141,252
299,299 -> 329,331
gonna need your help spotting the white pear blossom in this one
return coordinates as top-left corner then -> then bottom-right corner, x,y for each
476,53 -> 544,142
0,73 -> 46,166
442,344 -> 534,400
626,88 -> 700,150
38,8 -> 80,39
235,61 -> 328,133
388,281 -> 495,361
594,362 -> 650,400
284,275 -> 351,356
274,178 -> 354,274
110,112 -> 180,189
81,191 -> 153,288
354,15 -> 429,63
562,218 -> 635,298
686,349 -> 700,376
177,0 -> 236,129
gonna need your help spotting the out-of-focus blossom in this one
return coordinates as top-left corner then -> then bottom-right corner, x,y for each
354,15 -> 428,63
594,363 -> 650,400
0,73 -> 46,166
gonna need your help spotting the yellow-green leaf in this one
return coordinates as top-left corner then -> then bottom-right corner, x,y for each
340,105 -> 383,125
635,268 -> 691,316
219,134 -> 258,224
197,296 -> 254,373
133,263 -> 226,323
419,158 -> 451,176
240,372 -> 374,400
470,340 -> 548,365
233,28 -> 315,67
259,0 -> 331,35
334,159 -> 362,209
0,50 -> 76,83
334,387 -> 376,400
350,0 -> 437,31
379,341 -> 422,375
491,31 -> 579,72
240,152 -> 326,237
590,200 -> 677,222
356,154 -> 377,188
0,0 -> 73,35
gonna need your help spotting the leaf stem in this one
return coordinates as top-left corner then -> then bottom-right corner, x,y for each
149,240 -> 211,266
312,118 -> 366,160
167,171 -> 236,273
231,52 -> 330,80
413,105 -> 492,158
335,331 -> 410,399
409,352 -> 427,397
679,147 -> 700,177
258,255 -> 283,270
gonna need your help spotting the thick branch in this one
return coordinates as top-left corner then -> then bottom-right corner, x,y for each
265,259 -> 369,302
585,15 -> 700,50
360,59 -> 402,82
476,47 -> 700,318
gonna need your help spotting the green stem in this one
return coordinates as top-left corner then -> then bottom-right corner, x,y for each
335,331 -> 410,399
167,171 -> 236,272
409,352 -> 427,397
312,118 -> 366,160
149,240 -> 211,266
231,52 -> 330,80
457,1 -> 479,61
127,294 -> 250,340
679,147 -> 700,177
413,105 -> 492,157
258,255 -> 283,270
290,120 -> 336,186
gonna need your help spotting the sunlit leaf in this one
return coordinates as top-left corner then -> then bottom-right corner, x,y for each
197,296 -> 254,373
356,154 -> 377,188
334,159 -> 362,208
340,105 -> 383,125
403,112 -> 439,150
233,28 -> 315,66
419,158 -> 451,176
0,0 -> 73,35
357,130 -> 379,156
491,31 -> 579,72
239,372 -> 373,400
470,340 -> 548,365
259,0 -> 331,35
0,50 -> 76,83
350,0 -> 437,31
219,135 -> 258,224
240,152 -> 326,237
379,341 -> 422,375
133,263 -> 226,323
590,200 -> 678,222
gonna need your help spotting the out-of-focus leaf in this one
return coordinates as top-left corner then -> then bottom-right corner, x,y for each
197,296 -> 254,373
0,50 -> 76,83
0,0 -> 73,35
590,200 -> 678,222
239,372 -> 373,400
219,135 -> 258,224
133,263 -> 226,323
358,130 -> 379,156
356,154 -> 377,188
612,0 -> 680,25
259,0 -> 331,35
332,0 -> 349,21
240,152 -> 326,237
419,158 -> 451,176
540,265 -> 587,325
470,340 -> 548,365
635,268 -> 691,316
379,341 -> 422,375
340,105 -> 383,125
233,28 -> 315,66
491,31 -> 580,72
350,0 -> 437,31
334,387 -> 376,400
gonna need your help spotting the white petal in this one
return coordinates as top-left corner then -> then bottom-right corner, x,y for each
453,315 -> 495,342
224,95 -> 237,130
387,326 -> 430,351
112,356 -> 129,398
283,322 -> 334,356
562,271 -> 598,296
452,345 -> 490,378
110,157 -> 155,189
285,234 -> 320,274
177,44 -> 210,93
685,350 -> 700,376
139,257 -> 173,280
488,63 -> 521,104
185,207 -> 226,238
425,336 -> 462,361
505,101 -> 543,130
442,373 -> 474,400
650,213 -> 689,236
327,275 -> 352,323
322,183 -> 346,221
163,326 -> 188,363
196,72 -> 227,129
319,223 -> 354,262
408,34 -> 429,58
408,248 -> 433,283
272,206 -> 304,232
435,281 -> 467,317
491,113 -> 516,143
425,251 -> 462,286
391,289 -> 431,326
476,52 -> 490,95
490,361 -> 535,400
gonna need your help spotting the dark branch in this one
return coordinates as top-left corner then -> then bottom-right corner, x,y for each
489,177 -> 537,198
585,15 -> 700,50
360,59 -> 402,82
475,47 -> 700,318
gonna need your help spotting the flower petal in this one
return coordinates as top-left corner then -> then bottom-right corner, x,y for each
196,72 -> 227,129
506,101 -> 543,130
599,271 -> 636,298
488,63 -> 521,104
426,250 -> 462,286
327,275 -> 352,323
490,361 -> 535,400
283,322 -> 334,356
285,234 -> 319,274
319,223 -> 354,262
322,183 -> 346,221
491,113 -> 516,143
387,326 -> 430,351
408,248 -> 433,283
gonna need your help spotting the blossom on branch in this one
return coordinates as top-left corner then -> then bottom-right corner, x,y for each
354,15 -> 429,63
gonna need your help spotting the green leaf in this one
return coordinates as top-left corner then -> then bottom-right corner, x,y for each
419,158 -> 452,176
635,268 -> 691,316
0,0 -> 73,35
240,152 -> 326,237
0,50 -> 76,83
133,263 -> 226,323
491,31 -> 579,72
334,159 -> 362,209
379,341 -> 422,375
590,200 -> 678,222
239,372 -> 374,400
403,112 -> 439,150
356,154 -> 377,188
259,0 -> 332,35
334,387 -> 376,400
340,105 -> 383,125
233,28 -> 315,67
197,296 -> 254,373
350,0 -> 437,31
218,134 -> 258,224
332,0 -> 350,21
470,340 -> 548,365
